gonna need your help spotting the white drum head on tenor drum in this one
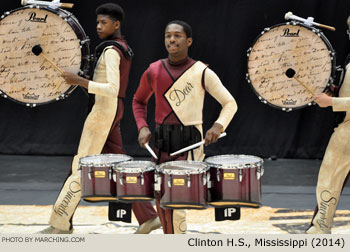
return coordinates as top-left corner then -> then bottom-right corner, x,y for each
114,160 -> 155,173
79,154 -> 132,167
205,154 -> 263,169
247,22 -> 335,111
158,160 -> 208,175
0,6 -> 89,106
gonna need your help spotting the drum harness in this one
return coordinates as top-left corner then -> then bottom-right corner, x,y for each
84,39 -> 134,114
154,124 -> 201,162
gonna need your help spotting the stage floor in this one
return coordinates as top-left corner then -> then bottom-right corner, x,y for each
0,155 -> 349,234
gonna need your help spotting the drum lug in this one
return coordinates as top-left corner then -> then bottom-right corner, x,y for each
239,169 -> 243,182
216,169 -> 220,182
256,167 -> 261,180
77,168 -> 81,177
119,172 -> 124,186
168,175 -> 172,188
80,38 -> 90,45
140,173 -> 144,186
108,167 -> 112,180
202,173 -> 207,186
113,172 -> 116,182
88,167 -> 92,180
187,174 -> 191,188
154,173 -> 161,192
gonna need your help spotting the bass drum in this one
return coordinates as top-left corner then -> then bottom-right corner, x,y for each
246,22 -> 336,111
0,5 -> 90,107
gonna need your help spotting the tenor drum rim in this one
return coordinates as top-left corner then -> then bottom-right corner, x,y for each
79,154 -> 132,167
246,22 -> 336,111
205,154 -> 263,169
0,5 -> 90,106
158,160 -> 209,175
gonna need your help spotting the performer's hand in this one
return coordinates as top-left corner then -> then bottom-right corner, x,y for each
313,93 -> 332,107
138,127 -> 151,148
204,123 -> 223,146
62,71 -> 89,88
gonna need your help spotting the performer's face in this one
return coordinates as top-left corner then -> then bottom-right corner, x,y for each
96,15 -> 120,40
164,24 -> 192,57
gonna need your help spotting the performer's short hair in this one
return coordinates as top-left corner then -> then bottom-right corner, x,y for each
96,3 -> 125,23
166,20 -> 192,38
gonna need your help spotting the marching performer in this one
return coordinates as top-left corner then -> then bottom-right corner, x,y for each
306,16 -> 350,234
132,20 -> 237,234
38,3 -> 160,234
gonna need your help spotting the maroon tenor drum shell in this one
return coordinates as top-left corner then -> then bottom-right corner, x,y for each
114,161 -> 156,202
205,155 -> 264,208
157,160 -> 209,210
79,154 -> 132,202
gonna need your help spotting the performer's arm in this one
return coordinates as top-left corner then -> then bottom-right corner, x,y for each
204,67 -> 237,126
88,48 -> 120,97
132,70 -> 154,147
315,65 -> 350,110
61,48 -> 121,98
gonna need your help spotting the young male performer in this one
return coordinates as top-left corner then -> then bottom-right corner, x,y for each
132,20 -> 237,234
38,3 -> 160,234
306,16 -> 350,234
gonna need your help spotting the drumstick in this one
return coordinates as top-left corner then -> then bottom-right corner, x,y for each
170,132 -> 227,156
145,143 -> 158,160
32,45 -> 63,74
285,68 -> 314,95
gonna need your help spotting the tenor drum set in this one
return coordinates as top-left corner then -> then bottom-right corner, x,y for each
78,154 -> 264,210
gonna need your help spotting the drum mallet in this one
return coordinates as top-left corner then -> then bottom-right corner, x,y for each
285,12 -> 335,31
32,44 -> 63,74
170,132 -> 227,156
285,68 -> 314,95
21,0 -> 74,9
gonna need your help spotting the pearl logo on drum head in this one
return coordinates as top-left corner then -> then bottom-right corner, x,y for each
282,28 -> 300,37
26,12 -> 48,23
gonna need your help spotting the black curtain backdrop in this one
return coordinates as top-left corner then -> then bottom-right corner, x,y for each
1,0 -> 350,158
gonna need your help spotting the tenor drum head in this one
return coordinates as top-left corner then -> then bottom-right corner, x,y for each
247,22 -> 335,111
79,154 -> 132,167
158,160 -> 208,175
114,160 -> 155,173
205,154 -> 263,169
0,6 -> 89,106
